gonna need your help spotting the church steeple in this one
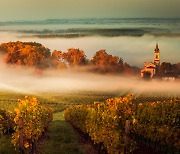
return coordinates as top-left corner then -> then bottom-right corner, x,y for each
154,42 -> 160,66
155,42 -> 160,52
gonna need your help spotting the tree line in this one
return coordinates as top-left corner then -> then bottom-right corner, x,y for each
158,62 -> 180,76
0,41 -> 140,75
1,41 -> 179,76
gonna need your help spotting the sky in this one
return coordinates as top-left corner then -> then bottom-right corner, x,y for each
0,0 -> 180,21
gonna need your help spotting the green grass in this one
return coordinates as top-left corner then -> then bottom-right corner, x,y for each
0,134 -> 19,154
0,91 -> 25,111
0,90 -> 117,112
38,112 -> 86,154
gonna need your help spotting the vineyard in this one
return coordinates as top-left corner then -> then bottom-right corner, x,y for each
0,90 -> 117,112
64,94 -> 180,154
0,95 -> 53,153
0,90 -> 116,153
0,90 -> 180,154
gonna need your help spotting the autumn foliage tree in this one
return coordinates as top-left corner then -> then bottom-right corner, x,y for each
52,50 -> 62,60
51,50 -> 63,68
0,41 -> 51,67
51,48 -> 87,69
62,48 -> 87,66
91,50 -> 123,73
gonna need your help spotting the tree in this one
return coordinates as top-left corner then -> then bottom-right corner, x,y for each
158,62 -> 172,75
0,41 -> 51,68
119,57 -> 123,67
172,63 -> 180,75
123,62 -> 134,75
62,48 -> 87,66
52,50 -> 62,60
57,63 -> 68,70
51,50 -> 62,68
91,50 -> 123,73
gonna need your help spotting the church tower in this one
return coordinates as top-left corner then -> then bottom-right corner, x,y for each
154,43 -> 160,66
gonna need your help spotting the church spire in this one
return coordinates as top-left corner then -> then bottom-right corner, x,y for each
155,42 -> 159,52
156,42 -> 158,49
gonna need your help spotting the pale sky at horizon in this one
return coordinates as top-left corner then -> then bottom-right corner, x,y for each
0,0 -> 180,21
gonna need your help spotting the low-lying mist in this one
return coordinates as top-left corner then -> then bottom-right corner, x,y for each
0,59 -> 179,98
0,32 -> 180,67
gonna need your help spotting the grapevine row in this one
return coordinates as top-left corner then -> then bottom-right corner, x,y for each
0,96 -> 53,153
64,94 -> 180,154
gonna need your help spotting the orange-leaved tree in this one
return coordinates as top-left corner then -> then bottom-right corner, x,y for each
62,48 -> 87,66
0,41 -> 51,67
91,50 -> 123,73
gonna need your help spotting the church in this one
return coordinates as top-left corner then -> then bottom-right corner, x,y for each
141,43 -> 160,78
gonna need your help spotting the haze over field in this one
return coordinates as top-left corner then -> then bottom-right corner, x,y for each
0,58 -> 179,98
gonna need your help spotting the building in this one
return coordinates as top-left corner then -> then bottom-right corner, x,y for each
141,43 -> 160,78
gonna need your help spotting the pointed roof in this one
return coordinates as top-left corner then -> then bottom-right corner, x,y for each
144,62 -> 156,68
154,42 -> 160,52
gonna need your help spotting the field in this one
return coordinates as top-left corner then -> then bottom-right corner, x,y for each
0,90 -> 118,154
0,90 -> 119,112
1,89 -> 178,112
0,89 -> 179,154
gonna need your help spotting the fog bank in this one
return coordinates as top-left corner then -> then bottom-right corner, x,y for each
0,32 -> 180,67
0,59 -> 179,98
